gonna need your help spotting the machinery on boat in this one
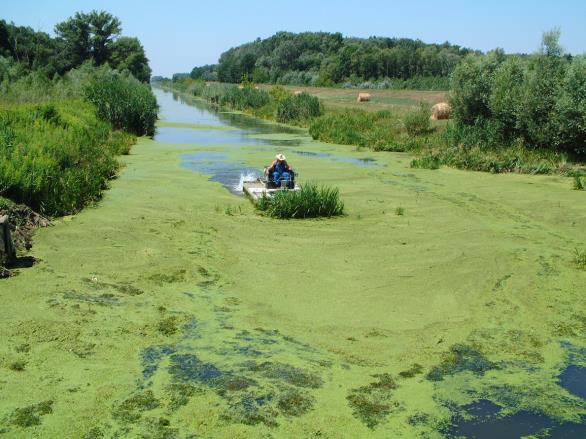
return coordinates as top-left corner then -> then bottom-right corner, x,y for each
242,167 -> 300,202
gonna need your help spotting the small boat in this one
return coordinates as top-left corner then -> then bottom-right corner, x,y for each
242,171 -> 300,203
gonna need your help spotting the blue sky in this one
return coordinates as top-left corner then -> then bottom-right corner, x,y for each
3,0 -> 585,77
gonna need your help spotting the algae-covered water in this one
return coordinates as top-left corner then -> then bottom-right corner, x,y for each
1,88 -> 585,438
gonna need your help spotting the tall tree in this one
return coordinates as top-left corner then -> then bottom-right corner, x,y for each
87,10 -> 121,65
55,10 -> 121,68
54,12 -> 91,68
110,36 -> 151,82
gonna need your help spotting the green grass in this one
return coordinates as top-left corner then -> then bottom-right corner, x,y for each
84,71 -> 158,136
11,401 -> 53,427
0,64 -> 158,216
403,102 -> 432,136
256,182 -> 344,219
308,109 -> 404,150
0,101 -> 134,216
573,175 -> 585,190
574,248 -> 586,270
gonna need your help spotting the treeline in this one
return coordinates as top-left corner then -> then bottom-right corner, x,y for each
0,10 -> 151,82
0,11 -> 158,217
187,32 -> 476,89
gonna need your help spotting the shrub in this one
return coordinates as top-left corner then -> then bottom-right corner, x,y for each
448,31 -> 586,160
0,101 -> 134,215
275,92 -> 322,124
411,155 -> 441,170
573,175 -> 584,190
403,102 -> 432,136
309,110 -> 402,149
84,71 -> 158,136
574,248 -> 586,270
220,85 -> 270,110
257,182 -> 344,219
269,85 -> 292,104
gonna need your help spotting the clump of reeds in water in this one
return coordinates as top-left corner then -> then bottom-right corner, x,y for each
574,248 -> 586,270
257,182 -> 344,219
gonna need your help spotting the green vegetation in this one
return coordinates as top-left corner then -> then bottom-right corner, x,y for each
1,10 -> 150,82
163,30 -> 586,175
574,248 -> 586,270
114,391 -> 160,423
11,401 -> 53,427
157,316 -> 179,336
276,389 -> 315,416
257,183 -> 344,219
573,175 -> 585,190
3,96 -> 586,437
276,92 -> 322,123
85,70 -> 158,136
162,78 -> 322,126
8,360 -> 27,371
426,344 -> 496,381
346,374 -> 397,428
188,31 -> 472,89
448,29 -> 586,161
0,12 -> 157,217
411,136 -> 567,174
398,364 -> 423,378
309,110 -> 398,149
403,102 -> 432,136
165,76 -> 580,175
0,99 -> 134,215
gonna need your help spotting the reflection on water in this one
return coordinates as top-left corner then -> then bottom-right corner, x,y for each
153,87 -> 303,147
156,88 -> 225,127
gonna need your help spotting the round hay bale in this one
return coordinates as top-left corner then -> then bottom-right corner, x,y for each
357,93 -> 371,102
431,102 -> 451,120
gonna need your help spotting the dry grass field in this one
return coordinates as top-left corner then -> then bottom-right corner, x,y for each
259,84 -> 448,113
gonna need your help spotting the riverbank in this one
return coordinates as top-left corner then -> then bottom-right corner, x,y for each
1,88 -> 585,438
160,79 -> 585,176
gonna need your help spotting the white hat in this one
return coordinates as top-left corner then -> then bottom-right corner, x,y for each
275,154 -> 286,161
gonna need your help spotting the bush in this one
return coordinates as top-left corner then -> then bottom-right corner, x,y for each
411,155 -> 441,170
269,85 -> 292,104
448,31 -> 586,159
403,102 -> 432,136
257,183 -> 344,219
0,101 -> 134,215
220,85 -> 270,110
275,93 -> 322,123
84,71 -> 158,136
574,248 -> 586,270
309,110 -> 402,149
555,56 -> 586,158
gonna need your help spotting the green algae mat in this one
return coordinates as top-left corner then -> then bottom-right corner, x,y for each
1,90 -> 585,438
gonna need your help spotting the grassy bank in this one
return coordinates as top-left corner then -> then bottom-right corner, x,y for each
160,78 -> 583,175
0,65 -> 158,218
0,101 -> 134,216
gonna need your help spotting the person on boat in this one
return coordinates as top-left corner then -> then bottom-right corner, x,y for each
266,153 -> 294,187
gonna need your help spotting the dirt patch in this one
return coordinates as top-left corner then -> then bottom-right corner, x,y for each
0,203 -> 50,276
